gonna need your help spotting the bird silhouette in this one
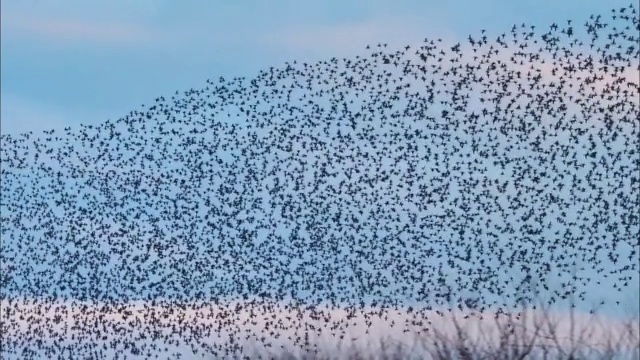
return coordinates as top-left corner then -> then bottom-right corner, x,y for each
0,4 -> 639,359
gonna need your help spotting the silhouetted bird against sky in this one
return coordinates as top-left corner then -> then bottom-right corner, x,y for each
1,5 -> 638,359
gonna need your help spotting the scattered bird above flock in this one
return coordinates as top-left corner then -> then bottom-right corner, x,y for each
0,5 -> 638,359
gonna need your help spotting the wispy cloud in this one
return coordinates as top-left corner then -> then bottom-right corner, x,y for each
1,12 -> 152,45
260,17 -> 457,58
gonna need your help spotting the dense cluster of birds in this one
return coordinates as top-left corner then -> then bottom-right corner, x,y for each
1,5 -> 639,359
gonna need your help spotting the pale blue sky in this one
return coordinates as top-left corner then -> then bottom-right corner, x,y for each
1,0 -> 638,322
1,0 -> 634,135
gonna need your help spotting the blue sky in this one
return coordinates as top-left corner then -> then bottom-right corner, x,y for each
1,0 -> 635,135
1,0 -> 638,327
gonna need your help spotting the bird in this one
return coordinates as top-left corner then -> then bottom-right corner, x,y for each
0,4 -> 638,359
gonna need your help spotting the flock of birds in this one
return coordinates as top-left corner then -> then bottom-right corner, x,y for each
1,5 -> 639,359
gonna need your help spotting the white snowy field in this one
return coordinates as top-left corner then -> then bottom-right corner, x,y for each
2,297 -> 639,359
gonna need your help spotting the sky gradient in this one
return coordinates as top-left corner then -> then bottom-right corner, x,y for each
1,2 -> 639,358
2,0 -> 639,313
1,0 -> 636,135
